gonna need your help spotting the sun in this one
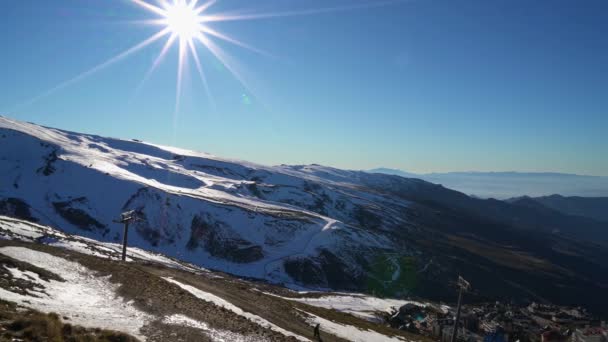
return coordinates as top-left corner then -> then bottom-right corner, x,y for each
128,0 -> 258,116
162,1 -> 203,41
11,0 -> 402,118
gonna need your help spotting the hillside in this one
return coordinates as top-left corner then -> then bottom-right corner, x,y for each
1,117 -> 607,316
508,195 -> 608,223
0,215 -> 428,341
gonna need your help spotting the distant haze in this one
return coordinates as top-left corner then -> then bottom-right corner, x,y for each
369,168 -> 608,199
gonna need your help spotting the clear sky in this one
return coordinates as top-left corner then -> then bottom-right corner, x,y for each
1,0 -> 607,176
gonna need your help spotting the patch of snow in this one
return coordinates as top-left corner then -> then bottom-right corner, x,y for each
163,314 -> 264,342
163,277 -> 310,341
0,216 -> 66,240
51,240 -> 114,259
297,309 -> 411,342
264,292 -> 424,322
0,215 -> 209,274
0,246 -> 152,341
163,314 -> 209,330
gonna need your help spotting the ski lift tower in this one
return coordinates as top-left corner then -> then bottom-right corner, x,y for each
113,210 -> 138,262
451,276 -> 471,342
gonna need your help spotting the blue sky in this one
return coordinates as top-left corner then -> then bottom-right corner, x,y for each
1,0 -> 607,175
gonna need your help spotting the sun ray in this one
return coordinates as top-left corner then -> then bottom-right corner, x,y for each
200,0 -> 407,23
129,19 -> 167,26
188,0 -> 200,9
10,28 -> 170,111
194,0 -> 216,14
152,0 -> 171,8
173,37 -> 188,129
200,26 -> 275,59
133,33 -> 178,97
195,33 -> 257,99
131,0 -> 167,16
196,32 -> 276,117
187,39 -> 216,111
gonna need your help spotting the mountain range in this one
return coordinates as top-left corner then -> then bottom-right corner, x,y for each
506,195 -> 608,223
1,116 -> 607,316
369,168 -> 608,199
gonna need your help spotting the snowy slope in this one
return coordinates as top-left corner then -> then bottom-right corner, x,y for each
0,215 -> 207,273
0,246 -> 152,340
0,116 -> 415,291
263,292 -> 428,322
298,309 -> 408,342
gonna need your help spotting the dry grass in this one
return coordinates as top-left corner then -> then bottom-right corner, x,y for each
0,300 -> 137,342
446,235 -> 570,276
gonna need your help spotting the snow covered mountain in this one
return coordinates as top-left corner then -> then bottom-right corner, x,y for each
1,116 -> 607,315
0,116 -> 415,290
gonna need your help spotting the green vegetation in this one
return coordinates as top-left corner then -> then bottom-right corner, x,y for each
365,254 -> 417,297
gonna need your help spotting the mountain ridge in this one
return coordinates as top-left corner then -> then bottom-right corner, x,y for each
507,194 -> 608,223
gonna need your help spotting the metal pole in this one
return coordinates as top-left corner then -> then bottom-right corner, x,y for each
121,221 -> 129,261
451,286 -> 464,342
114,210 -> 137,262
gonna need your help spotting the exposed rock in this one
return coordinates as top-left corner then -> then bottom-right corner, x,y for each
284,249 -> 363,290
122,188 -> 180,247
283,258 -> 325,286
188,214 -> 264,263
0,198 -> 37,222
36,149 -> 58,176
246,182 -> 263,199
52,197 -> 106,233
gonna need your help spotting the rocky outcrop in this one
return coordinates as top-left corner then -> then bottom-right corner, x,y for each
52,197 -> 106,233
0,198 -> 37,223
188,215 -> 264,263
37,149 -> 58,176
284,249 -> 364,290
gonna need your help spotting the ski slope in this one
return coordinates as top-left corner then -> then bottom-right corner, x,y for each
0,116 -> 417,291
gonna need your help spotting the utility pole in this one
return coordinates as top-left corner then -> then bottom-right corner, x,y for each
113,210 -> 138,262
451,276 -> 471,342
